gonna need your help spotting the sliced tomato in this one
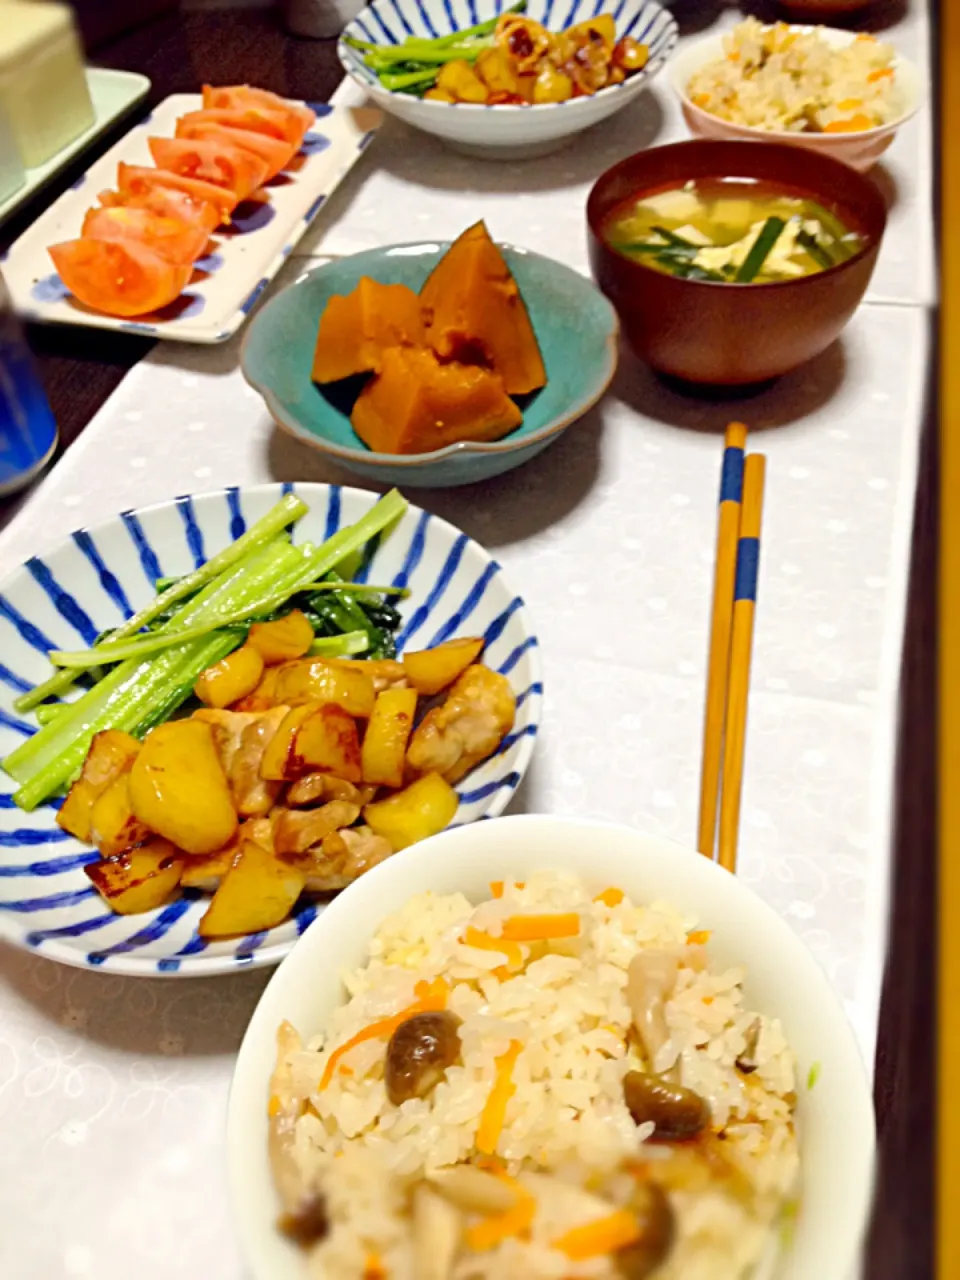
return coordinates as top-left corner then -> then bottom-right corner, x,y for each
178,106 -> 292,144
148,136 -> 268,201
98,184 -> 220,234
175,120 -> 295,181
202,85 -> 315,150
48,238 -> 192,317
81,206 -> 210,267
116,163 -> 237,224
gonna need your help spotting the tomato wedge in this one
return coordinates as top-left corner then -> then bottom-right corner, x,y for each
202,85 -> 315,150
81,206 -> 210,267
48,239 -> 192,317
148,137 -> 269,202
178,106 -> 292,144
98,184 -> 220,235
117,163 -> 237,224
175,120 -> 294,181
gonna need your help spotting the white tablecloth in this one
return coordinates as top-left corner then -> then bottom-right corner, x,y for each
0,6 -> 932,1278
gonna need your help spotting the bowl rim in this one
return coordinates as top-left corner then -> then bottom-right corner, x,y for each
336,0 -> 678,112
0,481 -> 544,977
667,23 -> 923,140
239,240 -> 621,467
585,137 -> 888,293
226,812 -> 877,1280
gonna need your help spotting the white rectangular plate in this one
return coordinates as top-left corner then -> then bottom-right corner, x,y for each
3,93 -> 382,343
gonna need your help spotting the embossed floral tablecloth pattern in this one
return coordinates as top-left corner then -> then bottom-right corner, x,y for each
0,8 -> 933,1280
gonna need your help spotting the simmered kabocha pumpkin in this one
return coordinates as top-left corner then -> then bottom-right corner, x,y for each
351,346 -> 522,455
311,277 -> 426,384
419,221 -> 546,396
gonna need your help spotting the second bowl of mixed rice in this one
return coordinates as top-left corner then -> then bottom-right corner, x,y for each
669,20 -> 922,171
227,815 -> 875,1280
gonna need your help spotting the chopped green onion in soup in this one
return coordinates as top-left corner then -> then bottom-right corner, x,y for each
604,176 -> 864,283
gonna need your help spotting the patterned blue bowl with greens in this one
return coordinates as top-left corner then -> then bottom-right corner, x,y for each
0,482 -> 542,977
240,242 -> 619,488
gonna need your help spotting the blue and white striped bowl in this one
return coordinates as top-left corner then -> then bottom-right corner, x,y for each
338,0 -> 678,159
0,483 -> 542,977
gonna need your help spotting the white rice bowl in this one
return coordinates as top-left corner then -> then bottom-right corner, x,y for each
227,816 -> 875,1280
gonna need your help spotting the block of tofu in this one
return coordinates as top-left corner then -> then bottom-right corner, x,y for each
0,1 -> 95,168
0,98 -> 24,204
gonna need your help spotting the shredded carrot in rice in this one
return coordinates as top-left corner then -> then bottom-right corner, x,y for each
267,1094 -> 281,1118
490,880 -> 524,897
868,67 -> 894,82
476,1040 -> 522,1154
594,887 -> 624,908
687,929 -> 712,945
465,1174 -> 536,1250
824,114 -> 874,133
318,979 -> 449,1089
552,1209 -> 642,1260
364,1250 -> 386,1279
501,912 -> 580,941
462,926 -> 524,969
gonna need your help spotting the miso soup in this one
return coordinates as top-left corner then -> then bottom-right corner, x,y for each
602,176 -> 865,284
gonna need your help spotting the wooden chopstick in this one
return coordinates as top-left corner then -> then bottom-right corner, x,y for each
718,453 -> 767,875
697,422 -> 748,858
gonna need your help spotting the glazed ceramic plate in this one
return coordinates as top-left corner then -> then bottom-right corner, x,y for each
338,0 -> 678,160
0,483 -> 542,977
241,242 -> 619,487
0,69 -> 151,228
2,95 -> 382,343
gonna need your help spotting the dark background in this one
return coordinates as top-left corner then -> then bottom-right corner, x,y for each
0,3 -> 937,1276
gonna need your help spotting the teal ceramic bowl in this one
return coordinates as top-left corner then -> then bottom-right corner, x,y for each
240,242 -> 619,488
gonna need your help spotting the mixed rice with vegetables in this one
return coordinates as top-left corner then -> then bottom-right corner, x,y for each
687,19 -> 902,135
269,871 -> 801,1278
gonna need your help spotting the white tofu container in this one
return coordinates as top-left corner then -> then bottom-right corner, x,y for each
0,97 -> 25,204
0,0 -> 95,168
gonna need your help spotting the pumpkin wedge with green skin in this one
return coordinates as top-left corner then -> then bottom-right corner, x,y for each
420,221 -> 547,396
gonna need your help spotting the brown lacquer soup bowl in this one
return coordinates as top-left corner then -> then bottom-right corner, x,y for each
586,139 -> 888,387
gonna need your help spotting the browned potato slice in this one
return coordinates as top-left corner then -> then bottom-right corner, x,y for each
361,687 -> 418,789
232,665 -> 282,712
273,801 -> 361,856
57,729 -> 141,842
89,772 -> 150,857
271,659 -> 376,718
194,645 -> 264,709
179,844 -> 237,892
363,773 -> 459,851
292,705 -> 362,783
84,839 -> 184,915
401,638 -> 485,698
325,658 -> 408,693
198,832 -> 306,938
247,610 -> 314,665
259,705 -> 317,782
129,720 -> 238,855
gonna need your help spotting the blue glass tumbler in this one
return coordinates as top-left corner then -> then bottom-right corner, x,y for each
0,272 -> 58,496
